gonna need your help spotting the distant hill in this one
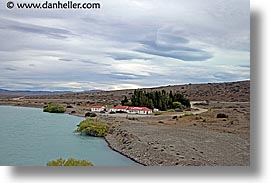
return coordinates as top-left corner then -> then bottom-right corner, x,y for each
0,89 -> 72,96
20,80 -> 250,106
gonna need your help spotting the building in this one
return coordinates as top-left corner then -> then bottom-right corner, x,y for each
109,106 -> 153,115
91,106 -> 105,112
110,106 -> 128,113
127,106 -> 153,115
153,108 -> 159,112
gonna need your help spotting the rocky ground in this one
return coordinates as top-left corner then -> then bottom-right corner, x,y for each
104,102 -> 250,166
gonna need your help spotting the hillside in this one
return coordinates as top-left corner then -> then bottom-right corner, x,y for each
0,80 -> 250,114
21,80 -> 249,105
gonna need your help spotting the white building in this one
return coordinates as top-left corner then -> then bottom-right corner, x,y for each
110,106 -> 128,112
108,106 -> 153,115
153,108 -> 159,112
91,106 -> 105,112
127,107 -> 153,115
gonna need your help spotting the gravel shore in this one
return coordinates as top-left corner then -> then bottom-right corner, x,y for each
105,115 -> 250,166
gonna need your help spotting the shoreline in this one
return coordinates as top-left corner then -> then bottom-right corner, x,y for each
104,136 -> 146,166
0,103 -> 86,117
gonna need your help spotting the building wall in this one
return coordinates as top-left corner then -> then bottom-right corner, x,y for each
127,110 -> 152,114
91,107 -> 104,112
111,108 -> 127,112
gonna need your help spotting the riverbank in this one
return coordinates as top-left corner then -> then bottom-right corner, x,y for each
0,100 -> 87,117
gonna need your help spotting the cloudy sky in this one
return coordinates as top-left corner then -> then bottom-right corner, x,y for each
0,0 -> 250,91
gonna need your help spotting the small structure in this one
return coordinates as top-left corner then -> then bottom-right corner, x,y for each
127,107 -> 152,115
153,108 -> 159,112
91,106 -> 105,112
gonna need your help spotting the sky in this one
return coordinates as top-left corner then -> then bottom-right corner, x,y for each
0,0 -> 250,91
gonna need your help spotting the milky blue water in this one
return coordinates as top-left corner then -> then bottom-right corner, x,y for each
0,106 -> 139,166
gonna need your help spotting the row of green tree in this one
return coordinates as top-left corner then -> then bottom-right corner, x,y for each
121,90 -> 191,111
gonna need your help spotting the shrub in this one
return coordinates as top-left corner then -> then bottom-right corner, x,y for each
43,103 -> 65,113
75,118 -> 109,137
179,113 -> 194,118
85,112 -> 97,117
216,113 -> 228,118
172,116 -> 178,119
47,158 -> 93,166
172,101 -> 183,109
175,108 -> 183,112
127,117 -> 138,121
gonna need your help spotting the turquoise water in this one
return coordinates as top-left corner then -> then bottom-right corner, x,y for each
0,106 -> 139,166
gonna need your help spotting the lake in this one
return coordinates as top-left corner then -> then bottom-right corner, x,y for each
0,106 -> 139,166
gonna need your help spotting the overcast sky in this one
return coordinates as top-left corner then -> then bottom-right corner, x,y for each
0,0 -> 250,91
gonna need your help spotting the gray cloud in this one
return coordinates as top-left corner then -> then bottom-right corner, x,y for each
58,58 -> 73,62
136,39 -> 213,61
131,32 -> 212,61
0,0 -> 250,91
4,67 -> 17,71
107,52 -> 151,61
0,18 -> 72,39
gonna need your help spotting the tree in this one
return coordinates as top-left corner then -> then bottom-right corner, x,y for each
47,158 -> 93,166
121,96 -> 129,106
148,99 -> 154,109
129,90 -> 191,111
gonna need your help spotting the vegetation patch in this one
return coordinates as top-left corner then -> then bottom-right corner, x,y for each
43,103 -> 65,113
75,118 -> 109,137
122,90 -> 190,111
47,158 -> 93,166
85,112 -> 97,117
179,113 -> 194,118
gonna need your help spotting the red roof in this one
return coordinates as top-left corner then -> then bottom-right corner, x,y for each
91,106 -> 104,108
128,107 -> 151,111
114,106 -> 128,109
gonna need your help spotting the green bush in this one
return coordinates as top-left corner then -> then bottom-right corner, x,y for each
172,101 -> 183,109
75,118 -> 109,137
47,158 -> 93,166
43,103 -> 65,113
